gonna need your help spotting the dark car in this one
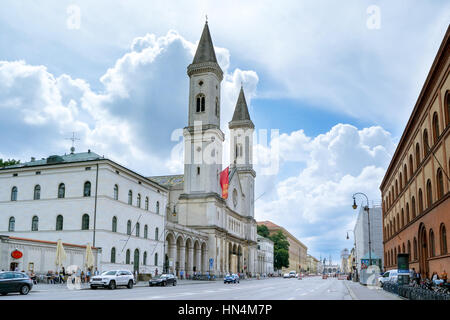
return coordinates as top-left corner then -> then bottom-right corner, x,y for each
224,274 -> 239,284
0,271 -> 33,296
149,274 -> 177,287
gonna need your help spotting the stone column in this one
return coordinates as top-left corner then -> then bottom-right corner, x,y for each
195,248 -> 201,274
169,244 -> 176,274
187,247 -> 194,276
179,245 -> 186,277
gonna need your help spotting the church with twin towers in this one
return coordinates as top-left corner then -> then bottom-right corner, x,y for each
0,21 -> 262,277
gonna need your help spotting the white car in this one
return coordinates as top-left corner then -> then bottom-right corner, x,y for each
378,270 -> 398,287
289,271 -> 297,278
283,273 -> 290,278
90,270 -> 135,290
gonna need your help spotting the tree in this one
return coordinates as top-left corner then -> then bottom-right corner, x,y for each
0,159 -> 20,168
257,225 -> 270,238
269,230 -> 290,270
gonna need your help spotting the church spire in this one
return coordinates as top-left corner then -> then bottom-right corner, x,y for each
229,86 -> 254,129
192,21 -> 218,64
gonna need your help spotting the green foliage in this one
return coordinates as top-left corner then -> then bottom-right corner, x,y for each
269,230 -> 290,270
257,225 -> 270,238
0,159 -> 20,168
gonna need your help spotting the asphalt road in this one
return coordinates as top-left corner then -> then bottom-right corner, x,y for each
0,276 -> 397,300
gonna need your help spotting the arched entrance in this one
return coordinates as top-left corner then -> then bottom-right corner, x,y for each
134,249 -> 140,274
418,223 -> 429,278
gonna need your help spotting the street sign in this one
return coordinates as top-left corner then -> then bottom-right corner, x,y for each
209,258 -> 214,268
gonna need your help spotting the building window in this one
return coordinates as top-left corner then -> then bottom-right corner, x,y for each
84,181 -> 91,197
112,216 -> 117,232
126,249 -> 131,264
156,201 -> 160,214
154,253 -> 158,266
401,209 -> 404,228
127,220 -> 132,235
82,214 -> 89,230
423,129 -> 429,157
196,94 -> 206,112
415,143 -> 420,170
409,155 -> 413,177
432,112 -> 440,144
11,187 -> 18,201
31,216 -> 39,231
111,247 -> 116,263
407,241 -> 411,261
429,229 -> 435,257
143,252 -> 147,265
56,215 -> 63,231
437,168 -> 444,200
413,237 -> 418,260
128,190 -> 132,205
34,185 -> 41,200
403,164 -> 408,184
399,173 -> 403,191
114,184 -> 119,200
426,179 -> 433,208
418,189 -> 424,213
136,223 -> 140,237
145,197 -> 149,210
137,194 -> 141,208
411,196 -> 416,218
440,224 -> 447,255
406,203 -> 410,223
8,217 -> 15,231
155,227 -> 159,241
144,225 -> 148,239
58,183 -> 65,199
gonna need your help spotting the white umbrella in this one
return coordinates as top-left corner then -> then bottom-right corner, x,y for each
84,243 -> 94,270
55,239 -> 66,270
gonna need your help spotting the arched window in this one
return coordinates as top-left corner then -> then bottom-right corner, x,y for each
413,237 -> 418,260
401,209 -> 404,228
143,252 -> 147,265
402,243 -> 405,253
436,168 -> 444,200
406,203 -> 410,223
135,223 -> 140,237
137,194 -> 141,208
127,220 -> 132,235
128,190 -> 133,205
156,201 -> 160,214
144,225 -> 148,239
395,180 -> 398,197
440,224 -> 447,255
111,247 -> 116,263
154,253 -> 158,266
407,241 -> 411,261
394,247 -> 397,265
82,214 -> 89,230
411,196 -> 416,218
155,227 -> 159,241
126,249 -> 131,264
84,181 -> 91,197
31,216 -> 39,231
423,129 -> 429,157
429,229 -> 435,257
114,184 -> 119,200
196,94 -> 206,112
426,179 -> 433,208
11,187 -> 17,201
8,217 -> 15,231
432,112 -> 440,144
418,189 -> 424,213
112,216 -> 117,232
415,143 -> 420,170
409,155 -> 414,177
58,183 -> 65,198
403,164 -> 408,184
396,214 -> 400,231
56,215 -> 63,231
145,197 -> 149,210
34,185 -> 41,200
399,173 -> 403,190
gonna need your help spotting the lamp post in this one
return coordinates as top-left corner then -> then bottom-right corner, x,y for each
352,193 -> 372,268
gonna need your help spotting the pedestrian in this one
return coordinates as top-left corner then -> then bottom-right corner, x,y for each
180,269 -> 184,280
441,270 -> 447,283
86,268 -> 91,283
432,271 -> 439,281
155,268 -> 158,276
75,267 -> 81,286
94,267 -> 99,276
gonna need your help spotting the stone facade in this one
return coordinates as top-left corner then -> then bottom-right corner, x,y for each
256,235 -> 274,275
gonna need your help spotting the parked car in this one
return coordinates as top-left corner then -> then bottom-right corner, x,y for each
90,270 -> 135,290
378,270 -> 398,287
283,273 -> 290,278
149,274 -> 177,287
289,271 -> 297,278
0,271 -> 33,296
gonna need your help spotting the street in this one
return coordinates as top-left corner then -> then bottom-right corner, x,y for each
0,276 -> 401,300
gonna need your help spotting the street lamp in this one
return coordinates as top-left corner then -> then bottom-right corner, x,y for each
351,192 -> 372,268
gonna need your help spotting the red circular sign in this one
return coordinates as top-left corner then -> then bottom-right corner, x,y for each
11,250 -> 23,259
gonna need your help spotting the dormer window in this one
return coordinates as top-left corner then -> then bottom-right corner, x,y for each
196,94 -> 205,112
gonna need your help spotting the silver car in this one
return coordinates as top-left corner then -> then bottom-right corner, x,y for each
90,270 -> 135,290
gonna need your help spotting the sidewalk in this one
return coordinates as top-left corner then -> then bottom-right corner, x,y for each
344,280 -> 403,300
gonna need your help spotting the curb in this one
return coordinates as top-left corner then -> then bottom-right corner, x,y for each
343,280 -> 358,300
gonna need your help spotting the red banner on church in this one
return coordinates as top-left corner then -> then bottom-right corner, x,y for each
220,167 -> 229,199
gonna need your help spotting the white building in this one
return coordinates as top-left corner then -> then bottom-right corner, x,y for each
255,235 -> 274,275
0,152 -> 166,275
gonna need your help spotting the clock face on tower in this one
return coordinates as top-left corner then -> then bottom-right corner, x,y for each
233,189 -> 238,207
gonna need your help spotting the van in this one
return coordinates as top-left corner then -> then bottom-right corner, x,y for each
378,269 -> 398,287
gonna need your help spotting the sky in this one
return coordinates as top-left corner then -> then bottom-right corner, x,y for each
0,0 -> 449,265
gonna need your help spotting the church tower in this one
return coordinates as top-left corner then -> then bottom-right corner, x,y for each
229,86 -> 256,217
183,21 -> 224,195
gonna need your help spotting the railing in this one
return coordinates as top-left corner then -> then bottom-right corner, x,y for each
383,282 -> 450,300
